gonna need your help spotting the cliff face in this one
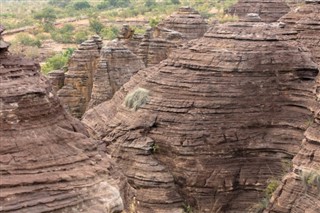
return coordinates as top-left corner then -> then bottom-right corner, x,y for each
266,1 -> 320,212
57,36 -> 102,118
227,0 -> 290,22
0,28 -> 125,212
279,1 -> 320,65
82,22 -> 319,212
88,42 -> 145,108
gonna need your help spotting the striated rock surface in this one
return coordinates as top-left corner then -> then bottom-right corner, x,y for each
57,36 -> 102,118
137,7 -> 208,67
47,70 -> 65,92
118,24 -> 144,56
227,0 -> 290,22
83,22 -> 319,212
88,42 -> 145,108
266,1 -> 320,212
279,0 -> 320,65
157,6 -> 208,40
0,29 -> 125,212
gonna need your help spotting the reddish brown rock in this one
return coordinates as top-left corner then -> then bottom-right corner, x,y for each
118,24 -> 144,56
83,22 -> 318,212
57,36 -> 102,118
157,6 -> 208,40
265,2 -> 320,211
137,7 -> 208,67
88,41 -> 145,108
0,29 -> 125,212
227,0 -> 290,22
279,0 -> 320,65
47,69 -> 65,92
267,71 -> 320,213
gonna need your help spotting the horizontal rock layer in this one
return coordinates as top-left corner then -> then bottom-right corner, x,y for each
0,29 -> 125,212
227,0 -> 290,22
83,22 -> 319,212
58,36 -> 102,118
88,42 -> 146,108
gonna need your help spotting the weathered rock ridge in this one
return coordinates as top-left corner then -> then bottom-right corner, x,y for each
227,0 -> 290,22
0,28 -> 125,213
279,0 -> 320,65
125,7 -> 208,67
83,22 -> 319,212
88,42 -> 145,108
57,36 -> 102,118
157,6 -> 208,40
266,1 -> 320,212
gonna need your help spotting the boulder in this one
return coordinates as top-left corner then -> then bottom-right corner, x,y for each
82,22 -> 319,212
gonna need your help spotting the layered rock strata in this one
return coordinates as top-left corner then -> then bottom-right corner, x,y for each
137,7 -> 208,67
266,1 -> 320,212
0,29 -> 125,212
279,0 -> 320,65
227,0 -> 290,22
47,69 -> 65,92
83,22 -> 319,212
57,36 -> 102,118
267,72 -> 320,213
157,6 -> 208,40
88,42 -> 146,108
118,24 -> 144,56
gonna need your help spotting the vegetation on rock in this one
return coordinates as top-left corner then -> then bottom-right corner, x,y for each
124,87 -> 150,111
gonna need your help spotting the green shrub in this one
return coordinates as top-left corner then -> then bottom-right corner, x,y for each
48,0 -> 71,8
124,88 -> 150,111
34,7 -> 57,32
265,179 -> 280,199
149,17 -> 160,27
101,25 -> 119,40
50,24 -> 75,43
74,31 -> 89,44
89,18 -> 104,34
14,33 -> 42,47
73,1 -> 91,10
41,48 -> 74,74
300,170 -> 320,191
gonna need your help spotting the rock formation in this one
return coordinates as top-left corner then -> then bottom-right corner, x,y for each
0,28 -> 125,212
279,0 -> 320,65
82,22 -> 319,212
266,1 -> 320,212
157,6 -> 208,40
118,24 -> 144,56
136,7 -> 208,67
227,0 -> 290,22
58,35 -> 102,118
47,69 -> 65,92
88,42 -> 145,108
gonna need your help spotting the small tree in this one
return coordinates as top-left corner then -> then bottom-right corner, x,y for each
48,0 -> 71,8
171,0 -> 180,4
89,18 -> 104,34
33,7 -> 57,32
145,0 -> 156,8
73,0 -> 91,10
